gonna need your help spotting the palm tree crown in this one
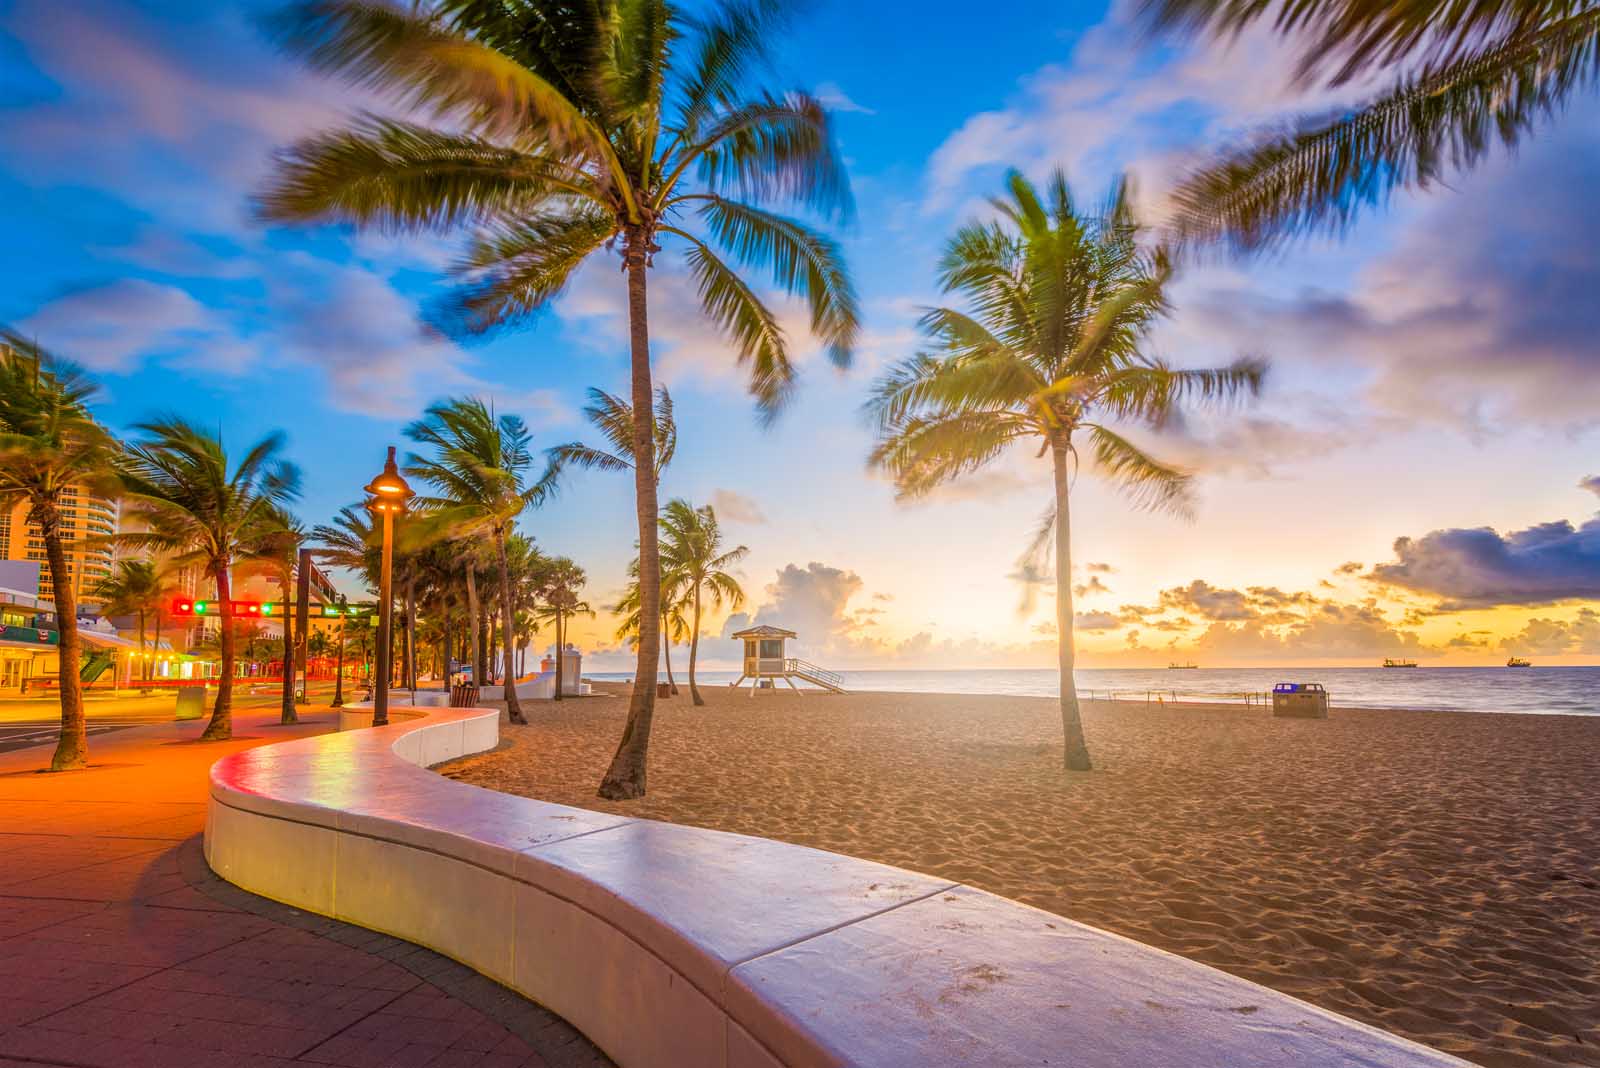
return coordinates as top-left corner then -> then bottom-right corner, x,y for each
548,386 -> 676,483
869,170 -> 1264,769
118,418 -> 301,740
259,0 -> 859,415
1147,0 -> 1600,249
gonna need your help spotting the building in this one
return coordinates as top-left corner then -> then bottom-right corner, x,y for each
0,486 -> 118,607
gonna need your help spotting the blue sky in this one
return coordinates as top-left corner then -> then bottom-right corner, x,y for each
4,0 -> 1599,668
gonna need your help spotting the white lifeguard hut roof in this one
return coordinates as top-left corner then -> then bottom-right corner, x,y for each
731,624 -> 797,640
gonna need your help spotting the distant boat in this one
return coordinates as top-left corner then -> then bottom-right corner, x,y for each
1382,658 -> 1419,669
1506,657 -> 1532,668
1167,662 -> 1199,670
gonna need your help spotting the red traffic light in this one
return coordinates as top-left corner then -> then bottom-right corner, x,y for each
170,599 -> 263,617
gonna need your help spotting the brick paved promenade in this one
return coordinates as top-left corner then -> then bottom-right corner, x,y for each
0,701 -> 610,1068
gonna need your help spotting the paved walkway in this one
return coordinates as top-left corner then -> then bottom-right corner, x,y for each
0,702 -> 609,1068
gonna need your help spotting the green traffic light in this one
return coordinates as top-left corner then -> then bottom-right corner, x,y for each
194,601 -> 209,614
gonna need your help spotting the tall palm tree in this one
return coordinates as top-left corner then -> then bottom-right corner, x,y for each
248,507 -> 308,724
405,397 -> 555,724
118,419 -> 301,741
534,557 -> 590,700
613,555 -> 690,695
548,386 -> 676,482
1147,0 -> 1600,250
0,333 -> 120,770
89,559 -> 163,684
869,170 -> 1265,771
659,499 -> 746,705
260,0 -> 859,799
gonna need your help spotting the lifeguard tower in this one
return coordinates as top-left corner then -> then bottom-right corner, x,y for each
730,625 -> 845,694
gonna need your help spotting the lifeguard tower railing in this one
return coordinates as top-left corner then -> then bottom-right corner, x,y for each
786,658 -> 845,692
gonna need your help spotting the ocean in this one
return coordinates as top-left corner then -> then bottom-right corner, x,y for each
586,666 -> 1600,716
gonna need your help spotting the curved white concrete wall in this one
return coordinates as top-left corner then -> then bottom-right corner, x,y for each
206,708 -> 1470,1068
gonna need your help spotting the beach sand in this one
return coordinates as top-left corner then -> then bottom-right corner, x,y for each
443,686 -> 1600,1068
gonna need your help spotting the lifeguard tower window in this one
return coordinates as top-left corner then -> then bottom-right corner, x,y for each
759,639 -> 784,659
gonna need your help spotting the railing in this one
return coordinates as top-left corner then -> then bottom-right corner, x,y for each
1081,689 -> 1275,709
785,658 -> 843,690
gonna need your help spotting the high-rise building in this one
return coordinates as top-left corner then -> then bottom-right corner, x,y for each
0,486 -> 118,606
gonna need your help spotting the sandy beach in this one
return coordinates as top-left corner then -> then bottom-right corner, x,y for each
443,686 -> 1600,1068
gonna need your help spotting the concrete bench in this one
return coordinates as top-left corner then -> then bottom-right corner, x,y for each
205,707 -> 1469,1068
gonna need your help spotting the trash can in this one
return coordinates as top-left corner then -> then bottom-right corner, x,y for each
174,687 -> 206,721
656,682 -> 672,698
1272,682 -> 1328,719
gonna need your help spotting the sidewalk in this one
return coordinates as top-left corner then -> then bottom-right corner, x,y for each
0,704 -> 609,1068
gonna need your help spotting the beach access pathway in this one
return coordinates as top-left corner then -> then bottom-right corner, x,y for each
0,699 -> 609,1068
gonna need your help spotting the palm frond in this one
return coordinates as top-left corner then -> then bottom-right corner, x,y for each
673,230 -> 792,422
1166,9 -> 1600,251
1085,424 -> 1194,517
677,92 -> 852,218
435,206 -> 617,333
694,195 -> 859,366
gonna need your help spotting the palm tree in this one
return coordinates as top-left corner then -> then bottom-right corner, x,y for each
659,499 -> 746,705
613,555 -> 690,696
405,398 -> 555,724
548,386 -> 676,482
534,557 -> 591,700
869,170 -> 1264,771
247,507 -> 309,723
1148,0 -> 1600,250
89,559 -> 163,685
0,333 -> 120,770
260,0 -> 859,799
118,419 -> 301,741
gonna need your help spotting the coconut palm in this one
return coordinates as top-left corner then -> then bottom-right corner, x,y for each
259,0 -> 859,799
404,398 -> 555,724
89,559 -> 164,684
659,499 -> 746,705
1148,0 -> 1600,250
534,557 -> 591,700
118,419 -> 301,741
548,386 -> 676,482
245,507 -> 310,723
869,170 -> 1265,771
613,555 -> 690,695
0,333 -> 121,770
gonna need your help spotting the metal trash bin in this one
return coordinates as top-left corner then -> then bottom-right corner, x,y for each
1272,682 -> 1328,719
174,687 -> 206,721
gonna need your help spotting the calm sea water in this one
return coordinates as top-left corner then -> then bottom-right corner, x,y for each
587,666 -> 1600,716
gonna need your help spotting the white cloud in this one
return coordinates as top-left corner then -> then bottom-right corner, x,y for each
710,489 -> 768,525
815,81 -> 874,115
20,279 -> 252,372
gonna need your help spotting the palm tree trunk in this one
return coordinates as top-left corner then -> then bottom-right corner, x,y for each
464,563 -> 482,688
1052,444 -> 1092,771
661,611 -> 676,694
689,583 -> 704,706
205,562 -> 234,741
137,608 -> 147,684
279,569 -> 297,725
153,607 -> 162,684
553,608 -> 565,701
43,518 -> 87,770
497,533 -> 526,724
600,231 -> 660,800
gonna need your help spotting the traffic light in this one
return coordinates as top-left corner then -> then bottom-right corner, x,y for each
170,599 -> 265,617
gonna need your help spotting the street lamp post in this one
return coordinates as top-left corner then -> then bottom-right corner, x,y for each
331,594 -> 348,708
365,446 -> 413,727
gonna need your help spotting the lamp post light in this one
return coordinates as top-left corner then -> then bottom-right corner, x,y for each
364,446 -> 413,727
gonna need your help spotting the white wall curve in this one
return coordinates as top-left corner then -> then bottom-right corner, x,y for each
205,707 -> 1472,1068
